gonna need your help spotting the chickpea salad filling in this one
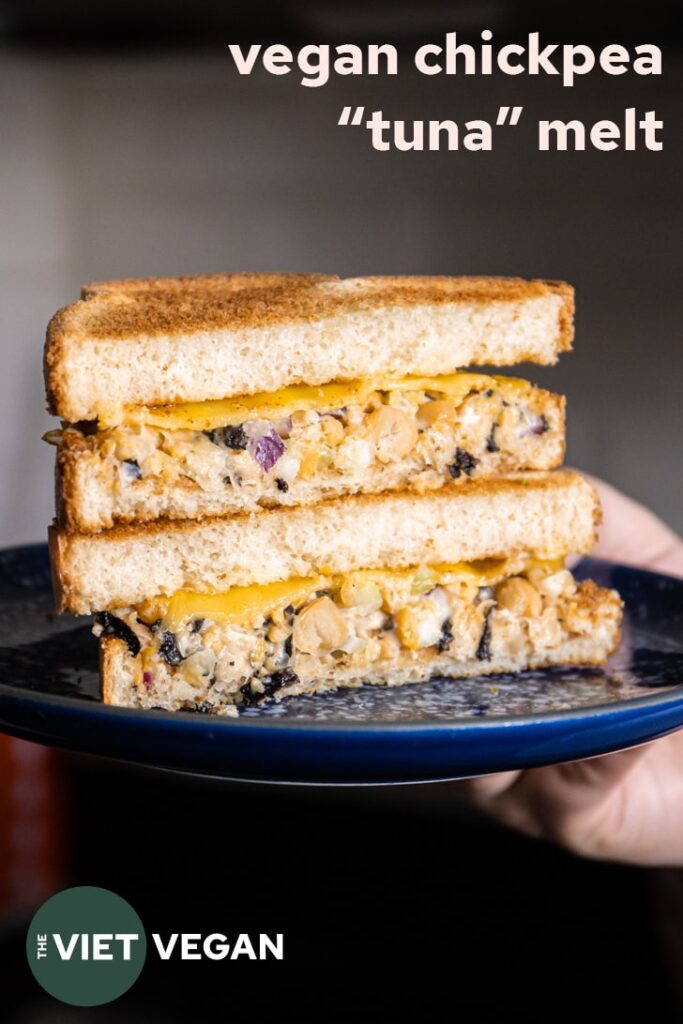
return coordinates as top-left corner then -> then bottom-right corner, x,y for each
95,556 -> 622,714
49,372 -> 564,530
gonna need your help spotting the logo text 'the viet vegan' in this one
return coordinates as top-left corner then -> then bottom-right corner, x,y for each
27,886 -> 283,1007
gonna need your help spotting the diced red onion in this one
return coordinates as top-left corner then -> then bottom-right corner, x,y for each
521,408 -> 549,437
142,671 -> 153,689
251,429 -> 285,472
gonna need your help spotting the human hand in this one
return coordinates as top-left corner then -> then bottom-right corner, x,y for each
456,476 -> 683,866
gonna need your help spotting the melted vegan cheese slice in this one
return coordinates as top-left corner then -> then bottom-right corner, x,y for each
164,576 -> 328,632
161,557 -> 564,632
101,372 -> 532,431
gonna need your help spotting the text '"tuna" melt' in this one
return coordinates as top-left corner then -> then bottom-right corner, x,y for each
227,30 -> 665,154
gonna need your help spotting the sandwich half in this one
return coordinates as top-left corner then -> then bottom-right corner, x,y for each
49,472 -> 622,713
44,273 -> 572,532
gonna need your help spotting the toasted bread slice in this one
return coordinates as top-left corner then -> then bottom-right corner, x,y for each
55,383 -> 565,533
99,576 -> 622,712
45,274 -> 574,421
50,470 -> 599,615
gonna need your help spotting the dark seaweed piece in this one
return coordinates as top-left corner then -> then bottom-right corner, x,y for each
122,458 -> 142,480
135,615 -> 155,633
276,478 -> 289,492
262,667 -> 299,699
240,668 -> 299,706
486,424 -> 500,453
283,604 -> 295,625
159,631 -> 183,666
284,634 -> 293,658
483,388 -> 494,398
476,608 -> 493,661
205,425 -> 248,450
223,475 -> 233,487
448,447 -> 480,479
96,612 -> 141,657
190,618 -> 204,634
239,681 -> 259,706
382,614 -> 395,632
192,701 -> 213,713
533,414 -> 550,436
437,617 -> 453,652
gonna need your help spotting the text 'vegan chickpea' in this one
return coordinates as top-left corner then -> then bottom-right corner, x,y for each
293,597 -> 349,654
366,406 -> 418,462
495,576 -> 543,617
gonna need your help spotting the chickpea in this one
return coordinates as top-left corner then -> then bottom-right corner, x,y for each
339,577 -> 383,611
395,608 -> 422,650
395,605 -> 442,650
298,446 -> 319,479
495,576 -> 543,617
417,399 -> 456,428
320,416 -> 345,446
366,406 -> 418,462
531,569 -> 577,600
293,597 -> 349,654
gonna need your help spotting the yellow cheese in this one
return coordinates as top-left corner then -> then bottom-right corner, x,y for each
165,576 -> 328,632
376,373 -> 495,404
490,375 -> 534,401
102,372 -> 530,431
108,381 -> 377,431
160,557 -> 564,631
434,556 -> 563,584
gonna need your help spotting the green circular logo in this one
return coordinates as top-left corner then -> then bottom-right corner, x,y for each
26,886 -> 147,1006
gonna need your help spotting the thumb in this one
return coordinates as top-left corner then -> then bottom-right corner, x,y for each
456,745 -> 650,843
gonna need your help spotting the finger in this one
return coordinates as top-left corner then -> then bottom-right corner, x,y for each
521,744 -> 651,817
483,744 -> 652,843
453,770 -> 521,802
583,474 -> 683,578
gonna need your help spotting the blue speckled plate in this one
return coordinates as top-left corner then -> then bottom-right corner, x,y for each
0,545 -> 681,784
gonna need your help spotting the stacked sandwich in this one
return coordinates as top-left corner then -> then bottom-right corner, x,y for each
44,273 -> 622,714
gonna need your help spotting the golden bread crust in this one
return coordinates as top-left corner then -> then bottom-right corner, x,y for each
44,274 -> 574,416
47,523 -> 67,613
100,635 -> 121,705
52,273 -> 571,340
49,470 -> 601,614
57,468 -> 591,543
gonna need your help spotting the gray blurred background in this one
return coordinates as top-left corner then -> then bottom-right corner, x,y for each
0,2 -> 681,546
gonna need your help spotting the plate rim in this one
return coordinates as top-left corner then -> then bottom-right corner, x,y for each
1,680 -> 682,736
